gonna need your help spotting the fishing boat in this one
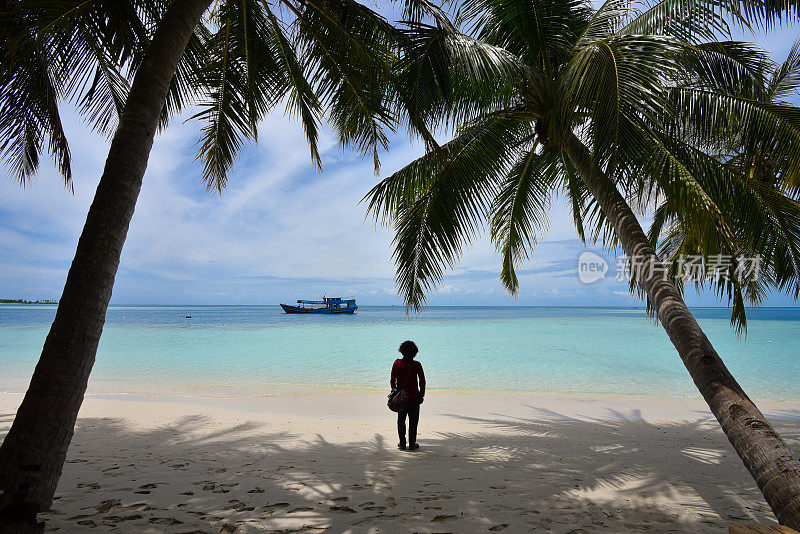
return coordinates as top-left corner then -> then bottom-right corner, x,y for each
280,296 -> 357,314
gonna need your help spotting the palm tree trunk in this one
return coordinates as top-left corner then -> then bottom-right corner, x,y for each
0,0 -> 212,526
560,132 -> 800,529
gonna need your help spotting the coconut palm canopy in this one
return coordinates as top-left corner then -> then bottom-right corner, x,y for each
1,0 -> 424,522
0,0 -> 413,191
652,37 -> 800,327
364,0 -> 800,331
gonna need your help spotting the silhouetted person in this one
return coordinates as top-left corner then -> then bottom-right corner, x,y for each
391,340 -> 425,450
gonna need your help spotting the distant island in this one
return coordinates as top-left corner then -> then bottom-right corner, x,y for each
1,299 -> 58,304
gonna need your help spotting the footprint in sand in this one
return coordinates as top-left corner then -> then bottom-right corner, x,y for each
94,499 -> 121,513
124,502 -> 153,512
287,507 -> 315,514
102,514 -> 143,524
247,487 -> 265,493
489,524 -> 509,531
76,519 -> 97,527
39,509 -> 64,517
332,496 -> 349,502
364,506 -> 386,511
139,483 -> 158,489
416,495 -> 454,502
329,506 -> 357,514
352,513 -> 407,526
263,502 -> 290,511
149,517 -> 184,525
431,514 -> 458,522
226,499 -> 255,512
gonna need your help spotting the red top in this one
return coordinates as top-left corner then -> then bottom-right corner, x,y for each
390,358 -> 426,403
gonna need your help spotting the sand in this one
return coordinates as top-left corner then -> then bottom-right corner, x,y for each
1,389 -> 799,533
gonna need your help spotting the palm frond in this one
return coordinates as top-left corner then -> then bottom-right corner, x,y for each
768,36 -> 800,101
575,0 -> 632,49
264,6 -> 323,168
393,19 -> 524,134
0,0 -> 141,184
287,0 -> 397,171
464,0 -> 589,68
490,146 -> 560,294
618,0 -> 732,43
192,0 -> 286,192
41,0 -> 151,136
563,34 -> 681,168
158,24 -> 212,132
670,87 -> 800,191
676,40 -> 771,96
0,0 -> 71,184
365,111 -> 533,310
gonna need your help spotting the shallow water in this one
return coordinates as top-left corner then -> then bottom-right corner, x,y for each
1,305 -> 798,400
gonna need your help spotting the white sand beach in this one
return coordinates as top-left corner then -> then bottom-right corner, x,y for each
2,390 -> 798,533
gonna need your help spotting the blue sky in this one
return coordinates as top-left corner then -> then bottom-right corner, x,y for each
1,18 -> 799,307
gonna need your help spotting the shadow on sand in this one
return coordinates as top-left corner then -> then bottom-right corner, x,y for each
4,407 -> 799,533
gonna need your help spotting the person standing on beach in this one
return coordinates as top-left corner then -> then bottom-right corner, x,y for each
391,340 -> 426,451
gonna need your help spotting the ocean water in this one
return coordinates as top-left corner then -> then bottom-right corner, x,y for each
1,305 -> 798,400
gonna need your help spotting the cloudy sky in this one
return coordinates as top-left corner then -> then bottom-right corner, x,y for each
1,18 -> 799,307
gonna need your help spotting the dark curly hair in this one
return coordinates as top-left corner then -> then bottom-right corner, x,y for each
398,340 -> 418,359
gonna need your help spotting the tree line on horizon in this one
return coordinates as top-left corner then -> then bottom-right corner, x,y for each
0,300 -> 57,304
1,0 -> 800,530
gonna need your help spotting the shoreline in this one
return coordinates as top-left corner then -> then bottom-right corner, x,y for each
5,381 -> 800,404
2,391 -> 799,532
75,388 -> 800,410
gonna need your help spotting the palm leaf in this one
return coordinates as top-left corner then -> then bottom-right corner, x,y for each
192,0 -> 286,191
264,6 -> 323,168
490,146 -> 560,294
286,0 -> 397,170
393,19 -> 525,134
768,36 -> 800,101
365,110 -> 533,310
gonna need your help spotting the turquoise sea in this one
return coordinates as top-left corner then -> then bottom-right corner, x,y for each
1,305 -> 798,400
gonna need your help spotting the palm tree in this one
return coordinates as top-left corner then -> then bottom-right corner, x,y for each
365,0 -> 800,527
650,37 -> 800,331
0,0 -> 401,526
